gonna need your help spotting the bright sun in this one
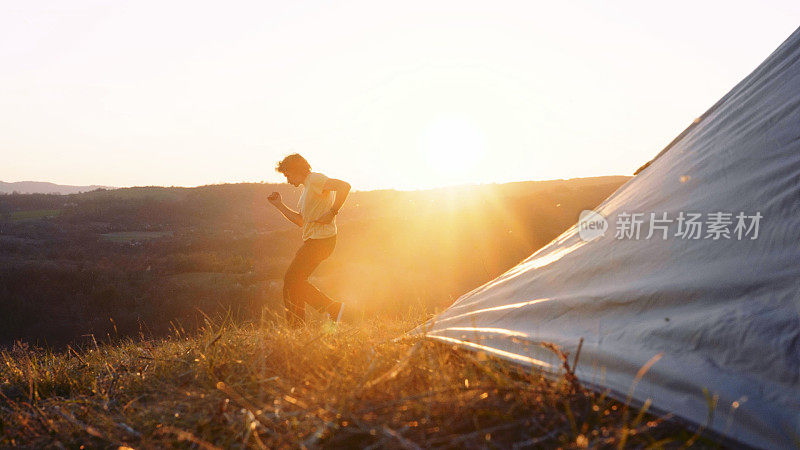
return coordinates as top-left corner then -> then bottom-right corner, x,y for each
417,116 -> 488,183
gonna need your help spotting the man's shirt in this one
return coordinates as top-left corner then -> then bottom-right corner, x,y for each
298,172 -> 337,240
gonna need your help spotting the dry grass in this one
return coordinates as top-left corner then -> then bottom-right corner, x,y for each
0,311 -> 713,449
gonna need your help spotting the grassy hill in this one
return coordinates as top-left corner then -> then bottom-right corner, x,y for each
0,313 -> 709,448
0,176 -> 726,447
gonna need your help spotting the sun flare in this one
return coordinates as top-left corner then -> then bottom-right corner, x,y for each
417,116 -> 488,181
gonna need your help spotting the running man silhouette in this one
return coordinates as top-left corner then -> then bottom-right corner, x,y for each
268,153 -> 350,327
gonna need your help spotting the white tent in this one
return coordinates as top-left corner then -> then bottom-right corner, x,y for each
416,27 -> 800,448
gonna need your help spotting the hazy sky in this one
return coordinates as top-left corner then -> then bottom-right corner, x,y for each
2,1 -> 799,190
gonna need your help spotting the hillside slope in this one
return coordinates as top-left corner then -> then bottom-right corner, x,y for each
0,314 -> 707,448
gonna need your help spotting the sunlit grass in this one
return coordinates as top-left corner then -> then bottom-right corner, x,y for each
0,310 -> 707,448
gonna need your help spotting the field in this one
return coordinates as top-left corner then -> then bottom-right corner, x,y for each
100,231 -> 175,242
9,209 -> 61,221
0,312 -> 713,449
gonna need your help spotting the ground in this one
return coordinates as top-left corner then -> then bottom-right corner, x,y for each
0,312 -> 714,449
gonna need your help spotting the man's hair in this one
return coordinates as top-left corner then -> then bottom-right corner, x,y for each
275,153 -> 311,175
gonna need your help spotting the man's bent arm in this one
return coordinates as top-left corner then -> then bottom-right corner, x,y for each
324,178 -> 351,213
276,202 -> 303,227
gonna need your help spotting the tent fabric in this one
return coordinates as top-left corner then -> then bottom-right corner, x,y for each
415,27 -> 800,449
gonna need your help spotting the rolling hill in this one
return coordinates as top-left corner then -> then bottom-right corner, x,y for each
0,180 -> 115,195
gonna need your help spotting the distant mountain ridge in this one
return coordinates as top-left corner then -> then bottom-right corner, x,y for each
0,181 -> 115,195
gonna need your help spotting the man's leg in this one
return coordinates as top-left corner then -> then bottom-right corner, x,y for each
300,237 -> 339,314
301,280 -> 335,313
283,237 -> 335,325
283,243 -> 316,326
282,275 -> 304,327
